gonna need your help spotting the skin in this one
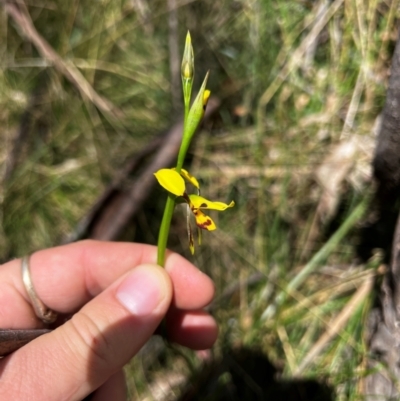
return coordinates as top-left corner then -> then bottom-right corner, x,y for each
0,240 -> 218,400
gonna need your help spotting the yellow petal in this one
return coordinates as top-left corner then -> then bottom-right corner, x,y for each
189,194 -> 235,211
154,169 -> 185,196
203,90 -> 211,110
193,209 -> 216,231
180,169 -> 200,189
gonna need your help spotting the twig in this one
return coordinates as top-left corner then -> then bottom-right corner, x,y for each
4,1 -> 123,121
0,329 -> 50,357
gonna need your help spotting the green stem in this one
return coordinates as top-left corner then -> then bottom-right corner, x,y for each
176,103 -> 189,168
157,149 -> 188,266
184,101 -> 189,127
157,196 -> 176,266
157,105 -> 189,266
157,78 -> 191,266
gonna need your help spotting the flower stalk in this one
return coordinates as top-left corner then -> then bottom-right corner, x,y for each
156,31 -> 233,266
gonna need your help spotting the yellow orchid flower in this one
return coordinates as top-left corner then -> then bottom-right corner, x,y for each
154,168 -> 235,253
156,32 -> 217,266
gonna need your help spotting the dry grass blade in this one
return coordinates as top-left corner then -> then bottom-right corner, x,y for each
256,0 -> 344,127
277,325 -> 297,373
4,2 -> 123,121
340,67 -> 365,140
294,274 -> 373,376
301,135 -> 373,257
167,0 -> 180,112
281,267 -> 381,322
316,136 -> 366,219
262,198 -> 368,321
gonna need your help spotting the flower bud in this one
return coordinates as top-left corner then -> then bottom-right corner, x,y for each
181,31 -> 194,107
181,31 -> 194,80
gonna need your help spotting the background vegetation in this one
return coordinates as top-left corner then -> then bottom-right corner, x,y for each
1,0 -> 398,399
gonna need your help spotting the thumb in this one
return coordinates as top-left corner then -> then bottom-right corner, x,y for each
1,264 -> 172,401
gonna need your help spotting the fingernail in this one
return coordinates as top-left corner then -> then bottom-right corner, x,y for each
116,266 -> 164,316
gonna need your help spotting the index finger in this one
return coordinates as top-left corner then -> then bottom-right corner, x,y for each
0,240 -> 214,328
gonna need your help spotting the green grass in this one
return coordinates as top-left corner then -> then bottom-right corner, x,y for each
1,0 -> 398,399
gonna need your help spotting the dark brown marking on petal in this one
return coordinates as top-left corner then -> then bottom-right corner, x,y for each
200,203 -> 207,208
189,233 -> 194,248
197,219 -> 213,229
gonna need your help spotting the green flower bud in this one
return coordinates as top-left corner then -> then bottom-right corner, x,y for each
181,31 -> 194,108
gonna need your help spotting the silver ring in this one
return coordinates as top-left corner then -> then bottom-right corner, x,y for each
21,255 -> 58,324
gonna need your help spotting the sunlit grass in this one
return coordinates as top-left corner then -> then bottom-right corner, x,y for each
0,0 -> 397,399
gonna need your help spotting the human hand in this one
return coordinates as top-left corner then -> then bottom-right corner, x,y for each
0,240 -> 217,400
